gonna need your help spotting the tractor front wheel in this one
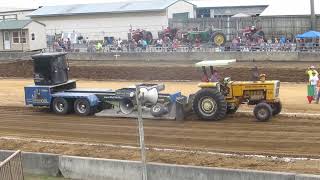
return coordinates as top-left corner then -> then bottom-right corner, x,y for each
272,101 -> 282,116
193,88 -> 227,121
254,103 -> 273,122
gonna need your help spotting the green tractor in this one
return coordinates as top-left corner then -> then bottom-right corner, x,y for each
187,30 -> 226,46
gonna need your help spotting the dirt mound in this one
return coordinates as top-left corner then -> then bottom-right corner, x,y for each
0,60 -> 33,78
0,60 -> 308,82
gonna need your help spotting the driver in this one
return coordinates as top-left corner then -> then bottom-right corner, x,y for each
210,70 -> 220,82
202,74 -> 209,82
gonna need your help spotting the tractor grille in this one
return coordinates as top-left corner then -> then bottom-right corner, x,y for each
275,81 -> 280,97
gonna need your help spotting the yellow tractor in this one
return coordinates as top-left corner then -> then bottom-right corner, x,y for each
191,60 -> 281,121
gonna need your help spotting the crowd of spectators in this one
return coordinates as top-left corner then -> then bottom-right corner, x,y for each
51,34 -> 320,53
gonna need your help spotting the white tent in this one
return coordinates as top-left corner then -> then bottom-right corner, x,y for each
195,59 -> 236,67
231,13 -> 252,18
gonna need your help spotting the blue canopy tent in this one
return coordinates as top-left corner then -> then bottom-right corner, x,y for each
296,31 -> 320,38
296,31 -> 320,51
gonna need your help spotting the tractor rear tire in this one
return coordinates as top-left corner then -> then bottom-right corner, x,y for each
52,97 -> 71,115
254,103 -> 273,122
192,88 -> 227,121
272,101 -> 282,116
74,98 -> 94,116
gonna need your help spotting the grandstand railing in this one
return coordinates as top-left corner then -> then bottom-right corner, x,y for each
46,43 -> 320,53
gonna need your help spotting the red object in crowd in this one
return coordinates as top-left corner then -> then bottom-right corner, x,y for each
307,96 -> 314,104
202,75 -> 209,82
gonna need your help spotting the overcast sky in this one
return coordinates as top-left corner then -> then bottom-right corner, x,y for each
0,0 -> 146,8
0,0 -> 299,9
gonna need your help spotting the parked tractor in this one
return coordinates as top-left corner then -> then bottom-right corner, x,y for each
186,30 -> 226,46
129,29 -> 153,44
158,27 -> 179,41
158,27 -> 226,46
190,60 -> 282,121
240,26 -> 265,45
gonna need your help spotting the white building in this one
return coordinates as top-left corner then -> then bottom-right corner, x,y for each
0,20 -> 46,51
190,0 -> 269,18
29,0 -> 196,40
0,8 -> 37,21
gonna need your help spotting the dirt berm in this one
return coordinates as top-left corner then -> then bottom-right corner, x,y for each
0,60 -> 313,82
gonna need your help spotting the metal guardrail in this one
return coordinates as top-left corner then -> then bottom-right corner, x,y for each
46,43 -> 320,53
0,150 -> 24,180
45,43 -> 320,53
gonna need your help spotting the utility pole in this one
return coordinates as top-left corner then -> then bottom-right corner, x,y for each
135,86 -> 148,180
310,0 -> 316,30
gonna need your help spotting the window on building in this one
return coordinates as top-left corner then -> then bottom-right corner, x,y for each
197,8 -> 210,18
173,12 -> 189,20
13,31 -> 19,43
21,31 -> 26,43
12,31 -> 26,43
31,33 -> 35,40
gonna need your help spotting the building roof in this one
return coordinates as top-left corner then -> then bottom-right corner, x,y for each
0,7 -> 22,13
0,8 -> 36,13
0,20 -> 32,30
190,0 -> 269,8
260,0 -> 320,16
29,0 -> 192,17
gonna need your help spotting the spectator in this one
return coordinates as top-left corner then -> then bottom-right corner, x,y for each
138,39 -> 143,48
57,39 -> 65,50
210,70 -> 220,82
280,36 -> 286,45
96,42 -> 103,52
156,39 -> 163,48
316,76 -> 320,104
128,39 -> 137,52
85,37 -> 89,46
53,41 -> 60,51
117,38 -> 123,51
271,32 -> 275,43
231,38 -> 240,51
142,39 -> 148,51
195,37 -> 201,50
306,65 -> 319,80
266,39 -> 272,51
273,38 -> 279,51
67,38 -> 71,51
186,37 -> 192,52
310,71 -> 319,99
285,39 -> 292,51
172,38 -> 179,51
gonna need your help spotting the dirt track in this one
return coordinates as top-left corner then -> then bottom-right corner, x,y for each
0,79 -> 320,174
0,58 -> 320,174
1,106 -> 320,157
0,106 -> 320,174
0,60 -> 316,82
